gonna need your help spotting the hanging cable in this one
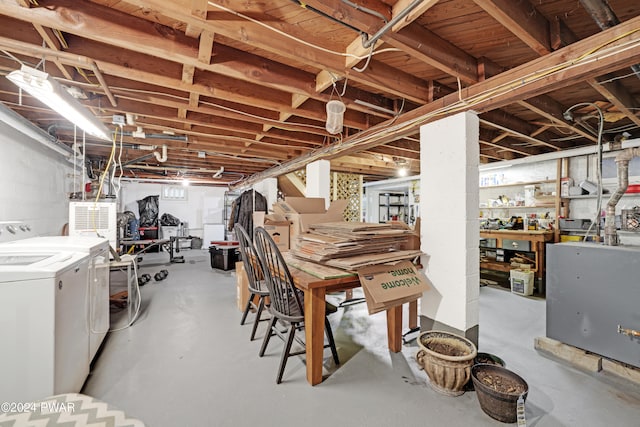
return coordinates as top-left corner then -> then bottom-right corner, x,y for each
352,45 -> 374,73
207,1 -> 401,60
73,124 -> 77,197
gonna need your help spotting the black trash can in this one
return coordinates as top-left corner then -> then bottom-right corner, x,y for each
209,245 -> 239,270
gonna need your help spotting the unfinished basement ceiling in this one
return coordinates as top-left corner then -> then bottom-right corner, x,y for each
0,0 -> 638,186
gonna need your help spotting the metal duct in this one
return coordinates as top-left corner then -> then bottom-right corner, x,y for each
604,147 -> 640,245
362,0 -> 425,48
48,124 -> 188,142
341,0 -> 388,23
579,0 -> 640,79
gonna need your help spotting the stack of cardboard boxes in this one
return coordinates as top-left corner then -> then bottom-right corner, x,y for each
236,196 -> 426,315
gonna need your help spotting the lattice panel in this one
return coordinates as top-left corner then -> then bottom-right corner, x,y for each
293,169 -> 306,185
332,172 -> 362,222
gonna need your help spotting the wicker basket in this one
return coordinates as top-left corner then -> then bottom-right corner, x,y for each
416,330 -> 477,396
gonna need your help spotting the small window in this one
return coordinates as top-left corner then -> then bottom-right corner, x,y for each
162,185 -> 187,201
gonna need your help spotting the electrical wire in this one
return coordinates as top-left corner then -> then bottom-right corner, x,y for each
239,30 -> 640,185
564,103 -> 605,241
100,84 -> 329,133
111,125 -> 124,198
351,46 -> 374,73
108,254 -> 142,332
207,1 -> 401,60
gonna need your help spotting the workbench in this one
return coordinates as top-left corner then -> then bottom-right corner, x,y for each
480,229 -> 554,280
120,236 -> 193,263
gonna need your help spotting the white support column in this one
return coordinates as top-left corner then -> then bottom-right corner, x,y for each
253,178 -> 278,210
306,160 -> 331,208
419,111 -> 480,344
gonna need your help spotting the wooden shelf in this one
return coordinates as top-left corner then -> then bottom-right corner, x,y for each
481,205 -> 555,209
480,261 -> 512,272
479,179 -> 555,189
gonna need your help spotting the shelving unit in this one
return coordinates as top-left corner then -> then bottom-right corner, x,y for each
479,159 -> 567,288
479,175 -> 568,226
223,190 -> 241,240
378,192 -> 407,223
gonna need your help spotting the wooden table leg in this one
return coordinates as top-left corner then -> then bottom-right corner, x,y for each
304,287 -> 326,386
408,299 -> 418,330
386,304 -> 403,352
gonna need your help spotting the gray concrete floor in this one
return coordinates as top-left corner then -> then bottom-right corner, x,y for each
83,250 -> 640,427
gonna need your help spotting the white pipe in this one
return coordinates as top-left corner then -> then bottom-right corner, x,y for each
153,144 -> 167,162
212,166 -> 224,179
120,177 -> 224,185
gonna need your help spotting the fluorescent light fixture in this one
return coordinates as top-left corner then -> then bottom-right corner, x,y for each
354,99 -> 396,115
6,65 -> 111,141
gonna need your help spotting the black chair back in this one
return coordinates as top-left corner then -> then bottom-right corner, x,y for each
253,227 -> 303,320
235,224 -> 264,294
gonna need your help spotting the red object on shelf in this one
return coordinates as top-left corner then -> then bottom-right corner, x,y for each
626,184 -> 640,194
210,240 -> 239,246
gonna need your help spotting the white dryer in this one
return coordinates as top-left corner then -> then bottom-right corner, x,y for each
0,250 -> 90,402
1,236 -> 110,362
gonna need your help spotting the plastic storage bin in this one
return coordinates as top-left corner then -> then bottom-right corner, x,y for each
138,226 -> 158,239
209,245 -> 239,270
510,269 -> 534,296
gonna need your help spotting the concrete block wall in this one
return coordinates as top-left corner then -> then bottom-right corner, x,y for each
0,121 -> 74,236
120,182 -> 226,238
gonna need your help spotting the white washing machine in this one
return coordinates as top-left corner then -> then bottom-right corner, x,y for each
1,236 -> 110,362
0,250 -> 90,402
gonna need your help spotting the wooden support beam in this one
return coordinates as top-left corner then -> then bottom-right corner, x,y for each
473,0 -> 551,55
589,77 -> 640,129
518,96 -> 598,143
235,17 -> 640,187
185,0 -> 208,38
32,24 -> 73,80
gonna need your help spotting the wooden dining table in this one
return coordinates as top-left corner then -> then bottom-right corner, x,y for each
284,254 -> 418,386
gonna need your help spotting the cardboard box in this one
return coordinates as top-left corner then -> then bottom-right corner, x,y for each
235,261 -> 260,312
357,260 -> 430,314
387,218 -> 421,251
253,212 -> 290,251
273,197 -> 348,242
236,261 -> 248,311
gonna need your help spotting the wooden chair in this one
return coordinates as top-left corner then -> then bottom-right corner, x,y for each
253,226 -> 340,384
236,225 -> 270,341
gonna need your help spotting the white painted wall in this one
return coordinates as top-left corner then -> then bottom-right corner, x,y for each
119,182 -> 226,239
252,178 -> 278,210
0,121 -> 75,236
